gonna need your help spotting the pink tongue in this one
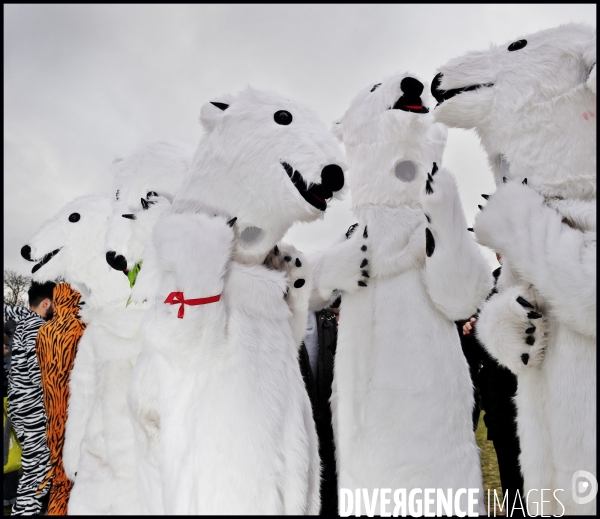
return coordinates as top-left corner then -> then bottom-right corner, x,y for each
405,105 -> 423,109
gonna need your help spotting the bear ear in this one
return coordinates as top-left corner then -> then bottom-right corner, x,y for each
331,118 -> 344,142
583,34 -> 596,95
199,94 -> 235,132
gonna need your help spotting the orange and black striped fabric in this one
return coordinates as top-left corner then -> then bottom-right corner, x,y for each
36,283 -> 86,515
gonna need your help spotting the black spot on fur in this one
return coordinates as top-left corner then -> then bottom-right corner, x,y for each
425,228 -> 435,257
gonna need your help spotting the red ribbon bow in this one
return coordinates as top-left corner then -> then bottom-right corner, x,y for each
164,291 -> 221,319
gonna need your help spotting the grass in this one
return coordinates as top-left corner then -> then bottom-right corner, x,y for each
476,411 -> 505,516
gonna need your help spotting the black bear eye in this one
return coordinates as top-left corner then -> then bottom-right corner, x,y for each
274,110 -> 292,125
68,213 -> 80,223
370,83 -> 382,92
508,40 -> 527,52
146,191 -> 158,199
115,190 -> 120,200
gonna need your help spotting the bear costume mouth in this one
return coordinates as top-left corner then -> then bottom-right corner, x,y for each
390,96 -> 429,114
29,248 -> 62,274
281,162 -> 332,211
431,72 -> 494,106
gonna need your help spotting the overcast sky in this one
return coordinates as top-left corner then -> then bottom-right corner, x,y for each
4,4 -> 596,276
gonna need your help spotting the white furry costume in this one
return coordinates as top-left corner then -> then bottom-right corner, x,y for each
433,24 -> 596,515
102,140 -> 193,515
21,196 -> 134,514
310,74 -> 490,514
129,87 -> 347,514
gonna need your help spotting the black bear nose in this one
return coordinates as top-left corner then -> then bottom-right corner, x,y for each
21,245 -> 34,261
320,165 -> 344,192
106,251 -> 128,271
431,73 -> 444,103
401,77 -> 424,97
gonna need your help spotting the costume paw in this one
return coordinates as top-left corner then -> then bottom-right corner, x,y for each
476,286 -> 547,374
473,179 -> 544,254
341,224 -> 370,289
264,242 -> 309,298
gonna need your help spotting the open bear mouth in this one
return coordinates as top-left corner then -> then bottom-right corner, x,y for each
431,73 -> 494,106
281,162 -> 332,211
30,248 -> 62,274
390,96 -> 430,114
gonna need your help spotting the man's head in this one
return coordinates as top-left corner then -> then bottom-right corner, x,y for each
28,281 -> 56,320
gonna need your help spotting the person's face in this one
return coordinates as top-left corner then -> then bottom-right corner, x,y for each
32,298 -> 54,320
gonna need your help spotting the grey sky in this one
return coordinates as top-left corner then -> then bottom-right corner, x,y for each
4,4 -> 596,276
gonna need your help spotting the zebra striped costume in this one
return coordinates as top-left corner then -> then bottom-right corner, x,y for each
4,305 -> 52,515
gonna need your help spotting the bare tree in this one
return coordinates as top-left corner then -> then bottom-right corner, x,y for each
4,269 -> 32,307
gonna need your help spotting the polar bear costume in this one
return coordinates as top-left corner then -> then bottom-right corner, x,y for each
433,24 -> 596,515
310,73 -> 491,514
20,196 -> 134,513
129,87 -> 347,514
101,140 -> 193,515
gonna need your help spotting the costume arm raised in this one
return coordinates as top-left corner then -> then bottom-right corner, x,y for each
308,225 -> 369,311
421,165 -> 493,321
474,181 -> 596,338
63,327 -> 95,480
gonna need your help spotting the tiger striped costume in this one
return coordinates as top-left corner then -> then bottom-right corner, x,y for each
36,284 -> 85,515
4,305 -> 52,515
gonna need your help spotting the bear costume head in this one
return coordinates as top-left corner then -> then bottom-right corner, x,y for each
333,73 -> 447,213
432,23 -> 596,202
172,87 -> 347,264
105,140 -> 194,273
21,195 -> 130,307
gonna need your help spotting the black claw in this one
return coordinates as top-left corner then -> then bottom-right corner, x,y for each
345,223 -> 359,239
361,245 -> 367,251
273,245 -> 279,256
360,258 -> 368,268
525,335 -> 535,346
363,226 -> 368,238
427,173 -> 433,183
362,270 -> 369,278
425,228 -> 435,257
525,326 -> 536,334
522,178 -> 527,185
516,296 -> 534,309
478,205 -> 483,210
503,177 -> 508,184
521,353 -> 529,365
431,163 -> 438,176
227,216 -> 237,227
284,286 -> 289,298
358,281 -> 367,287
425,181 -> 433,195
481,194 -> 489,200
425,214 -> 431,223
467,228 -> 474,232
295,258 -> 302,268
141,198 -> 149,210
294,279 -> 305,289
284,256 -> 292,262
527,311 -> 542,319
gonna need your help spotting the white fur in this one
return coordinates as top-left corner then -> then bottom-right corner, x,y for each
436,24 -> 597,514
434,23 -> 596,199
105,140 -> 194,271
24,195 -> 129,307
173,86 -> 347,265
313,73 -> 489,513
21,195 -> 141,514
130,88 -> 345,514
